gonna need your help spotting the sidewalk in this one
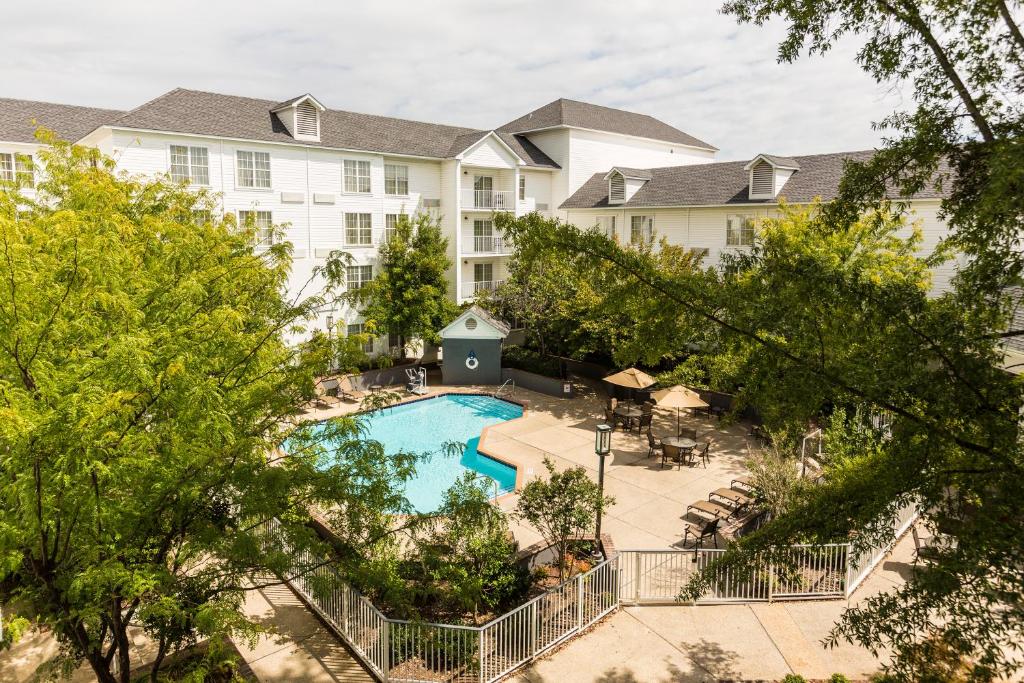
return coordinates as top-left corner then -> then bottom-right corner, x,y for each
511,532 -> 917,682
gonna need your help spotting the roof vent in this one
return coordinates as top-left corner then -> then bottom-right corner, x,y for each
465,317 -> 478,330
750,161 -> 774,198
609,173 -> 626,204
295,101 -> 319,138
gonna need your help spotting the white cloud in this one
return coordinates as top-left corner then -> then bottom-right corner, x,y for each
0,0 -> 905,159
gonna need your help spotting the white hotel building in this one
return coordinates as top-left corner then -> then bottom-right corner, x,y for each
0,89 -> 952,350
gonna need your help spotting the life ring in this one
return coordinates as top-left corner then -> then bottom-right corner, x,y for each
465,351 -> 479,370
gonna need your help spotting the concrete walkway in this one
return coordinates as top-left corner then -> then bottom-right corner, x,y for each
512,533 -> 919,682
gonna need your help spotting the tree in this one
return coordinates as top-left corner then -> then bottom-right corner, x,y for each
0,138 -> 419,682
323,212 -> 458,357
500,202 -> 1024,678
515,458 -> 614,582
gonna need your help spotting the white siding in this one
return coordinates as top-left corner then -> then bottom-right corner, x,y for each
522,129 -> 571,214
461,135 -> 518,169
519,169 -> 552,214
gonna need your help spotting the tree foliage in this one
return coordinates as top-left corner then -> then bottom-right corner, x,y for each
0,138 -> 418,682
515,458 -> 614,582
323,212 -> 458,354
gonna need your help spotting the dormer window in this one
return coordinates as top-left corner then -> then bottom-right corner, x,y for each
295,101 -> 319,138
744,154 -> 800,200
604,167 -> 651,205
750,161 -> 774,197
270,94 -> 326,142
609,173 -> 626,203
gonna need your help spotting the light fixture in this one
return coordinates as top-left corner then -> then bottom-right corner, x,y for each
595,424 -> 612,457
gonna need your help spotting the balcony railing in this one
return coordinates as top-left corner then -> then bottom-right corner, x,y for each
461,279 -> 505,298
464,235 -> 512,255
462,189 -> 514,211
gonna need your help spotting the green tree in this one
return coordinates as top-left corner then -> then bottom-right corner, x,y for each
500,202 -> 1024,679
324,212 -> 458,357
515,458 -> 614,582
0,138 -> 418,682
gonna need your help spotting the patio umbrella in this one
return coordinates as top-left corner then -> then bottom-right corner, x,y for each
603,367 -> 657,402
650,385 -> 709,435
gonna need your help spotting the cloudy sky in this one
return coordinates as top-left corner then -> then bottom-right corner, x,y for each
1,0 -> 906,160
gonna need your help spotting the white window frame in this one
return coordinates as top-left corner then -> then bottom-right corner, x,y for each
347,322 -> 375,354
344,159 -> 372,194
346,265 -> 373,291
384,213 -> 406,243
384,163 -> 408,196
236,150 -> 271,189
474,262 -> 494,285
726,214 -> 756,247
169,145 -> 209,186
0,152 -> 34,187
518,175 -> 526,201
239,210 -> 274,248
344,212 -> 373,246
630,215 -> 653,244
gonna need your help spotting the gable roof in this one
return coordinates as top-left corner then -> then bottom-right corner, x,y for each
499,98 -> 717,151
270,93 -> 326,112
104,88 -> 558,167
604,166 -> 653,181
561,150 -> 947,209
745,154 -> 800,170
439,305 -> 511,338
0,98 -> 123,144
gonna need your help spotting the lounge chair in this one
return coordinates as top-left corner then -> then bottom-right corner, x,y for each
337,375 -> 368,402
312,378 -> 341,409
709,487 -> 752,511
682,517 -> 720,551
731,476 -> 755,493
687,499 -> 735,521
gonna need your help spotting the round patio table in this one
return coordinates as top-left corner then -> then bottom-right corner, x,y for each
662,436 -> 696,449
614,406 -> 643,419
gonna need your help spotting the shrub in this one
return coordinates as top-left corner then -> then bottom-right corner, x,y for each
830,675 -> 851,683
502,345 -> 562,377
781,675 -> 807,683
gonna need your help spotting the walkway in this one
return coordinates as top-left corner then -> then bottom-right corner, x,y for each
512,533 -> 916,682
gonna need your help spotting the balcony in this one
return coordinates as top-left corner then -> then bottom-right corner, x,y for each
461,280 -> 505,298
463,235 -> 512,255
462,189 -> 514,211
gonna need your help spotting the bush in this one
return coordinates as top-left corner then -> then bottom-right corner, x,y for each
781,676 -> 807,683
502,345 -> 562,377
829,675 -> 851,683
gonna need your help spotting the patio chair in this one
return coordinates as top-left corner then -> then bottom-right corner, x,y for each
646,429 -> 661,458
695,442 -> 710,468
337,375 -> 368,402
636,413 -> 653,433
678,427 -> 697,441
682,517 -> 720,552
912,526 -> 941,563
607,397 -> 618,411
661,443 -> 681,469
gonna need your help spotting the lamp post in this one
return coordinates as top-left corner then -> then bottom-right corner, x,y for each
593,424 -> 612,561
325,314 -> 335,374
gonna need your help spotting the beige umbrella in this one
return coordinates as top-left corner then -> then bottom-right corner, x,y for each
651,385 -> 709,434
603,367 -> 656,389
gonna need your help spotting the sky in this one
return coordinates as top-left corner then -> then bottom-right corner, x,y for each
0,0 -> 908,160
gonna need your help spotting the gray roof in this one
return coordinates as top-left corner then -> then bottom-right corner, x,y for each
0,98 -> 123,144
756,154 -> 800,169
561,150 -> 947,209
609,167 -> 653,180
108,89 -> 559,168
499,98 -> 717,151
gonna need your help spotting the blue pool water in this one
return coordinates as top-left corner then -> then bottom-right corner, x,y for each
344,394 -> 521,513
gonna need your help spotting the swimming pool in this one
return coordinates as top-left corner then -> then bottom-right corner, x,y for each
339,394 -> 521,513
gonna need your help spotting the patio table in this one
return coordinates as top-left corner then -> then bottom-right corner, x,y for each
614,405 -> 643,431
662,436 -> 696,449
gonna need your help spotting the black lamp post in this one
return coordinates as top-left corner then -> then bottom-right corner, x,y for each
325,314 -> 335,373
594,424 -> 612,561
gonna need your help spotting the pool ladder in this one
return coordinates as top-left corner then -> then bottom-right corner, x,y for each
494,378 -> 515,398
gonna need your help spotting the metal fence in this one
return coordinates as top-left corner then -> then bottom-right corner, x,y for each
264,503 -> 915,681
262,518 -> 620,683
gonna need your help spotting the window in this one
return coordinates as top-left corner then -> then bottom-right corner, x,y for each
473,175 -> 493,208
384,213 -> 406,243
474,262 -> 493,285
630,215 -> 653,244
240,210 -> 273,248
473,219 -> 493,253
609,173 -> 625,203
344,160 -> 371,193
347,323 -> 375,353
346,265 -> 373,291
388,332 -> 401,350
0,153 -> 34,187
726,214 -> 756,246
345,213 -> 373,245
384,164 -> 408,195
236,150 -> 271,189
170,145 -> 209,185
595,216 -> 616,239
193,209 -> 213,224
518,175 -> 526,201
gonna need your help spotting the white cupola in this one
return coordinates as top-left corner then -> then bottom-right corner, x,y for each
270,94 -> 326,142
